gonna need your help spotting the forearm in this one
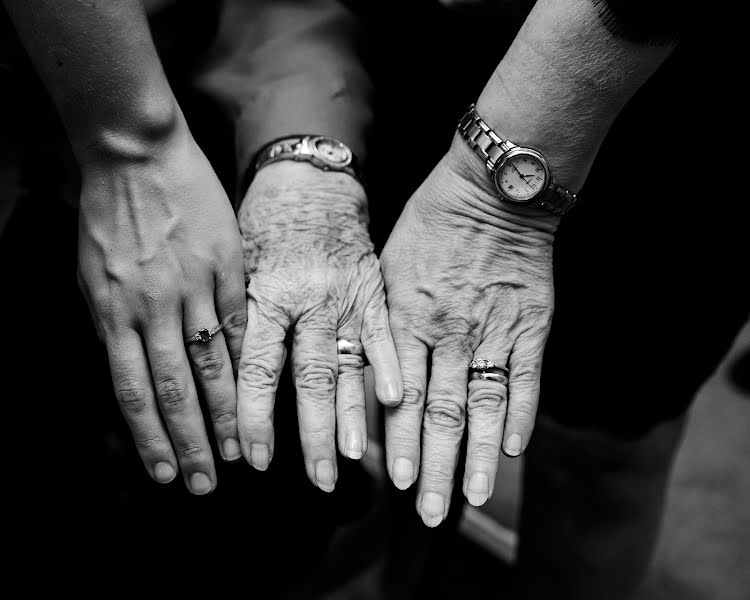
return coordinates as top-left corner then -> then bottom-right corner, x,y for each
470,0 -> 675,190
199,0 -> 371,183
2,0 -> 181,163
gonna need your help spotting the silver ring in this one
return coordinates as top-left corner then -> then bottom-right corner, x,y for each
337,339 -> 364,356
185,324 -> 223,344
470,371 -> 508,385
469,358 -> 509,375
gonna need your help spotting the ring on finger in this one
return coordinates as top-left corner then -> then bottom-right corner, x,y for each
469,358 -> 509,376
337,338 -> 369,366
185,324 -> 223,344
469,371 -> 508,385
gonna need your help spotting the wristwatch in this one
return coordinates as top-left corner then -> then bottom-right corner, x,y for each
457,104 -> 577,216
253,134 -> 361,182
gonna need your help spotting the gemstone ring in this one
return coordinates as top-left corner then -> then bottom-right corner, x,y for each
185,324 -> 223,344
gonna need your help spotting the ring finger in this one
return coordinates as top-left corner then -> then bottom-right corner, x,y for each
463,348 -> 510,507
335,330 -> 368,460
184,301 -> 240,462
145,316 -> 216,495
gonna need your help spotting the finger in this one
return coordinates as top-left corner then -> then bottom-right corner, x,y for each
335,329 -> 367,461
292,308 -> 338,492
237,295 -> 289,471
417,342 -> 472,527
361,286 -> 403,406
463,346 -> 511,507
107,327 -> 177,484
214,260 -> 247,376
184,300 -> 240,463
503,324 -> 550,457
145,319 -> 216,495
384,324 -> 427,492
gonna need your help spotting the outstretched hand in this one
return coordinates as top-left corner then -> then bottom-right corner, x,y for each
236,162 -> 402,492
381,138 -> 558,526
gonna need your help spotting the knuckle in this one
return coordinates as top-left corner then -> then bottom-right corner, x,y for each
401,385 -> 425,407
132,431 -> 170,455
338,355 -> 365,373
362,319 -> 389,346
176,440 -> 208,462
508,401 -> 537,424
467,388 -> 507,413
115,383 -> 150,415
340,403 -> 366,420
297,364 -> 336,397
420,457 -> 455,482
211,408 -> 236,428
424,399 -> 465,431
155,377 -> 190,411
222,308 -> 247,338
238,355 -> 278,386
192,349 -> 226,380
470,440 -> 501,462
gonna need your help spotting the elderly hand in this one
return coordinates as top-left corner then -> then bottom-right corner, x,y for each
78,125 -> 247,495
380,137 -> 558,526
237,161 -> 402,492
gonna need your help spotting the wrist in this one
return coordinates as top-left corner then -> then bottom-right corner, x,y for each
445,134 -> 560,239
240,162 -> 369,238
72,93 -> 188,168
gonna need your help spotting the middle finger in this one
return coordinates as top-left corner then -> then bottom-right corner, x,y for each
292,308 -> 338,492
417,341 -> 472,527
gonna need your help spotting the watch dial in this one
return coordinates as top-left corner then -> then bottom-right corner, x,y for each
497,153 -> 548,202
313,137 -> 352,165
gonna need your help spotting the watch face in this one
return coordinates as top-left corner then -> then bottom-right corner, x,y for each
311,137 -> 352,166
495,149 -> 549,203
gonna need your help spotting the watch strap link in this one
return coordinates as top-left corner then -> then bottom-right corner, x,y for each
457,104 -> 577,216
458,106 -> 515,171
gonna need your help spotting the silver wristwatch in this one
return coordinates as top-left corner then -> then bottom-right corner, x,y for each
458,104 -> 577,216
254,135 -> 361,182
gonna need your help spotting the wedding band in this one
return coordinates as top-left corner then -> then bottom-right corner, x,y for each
185,325 -> 223,344
337,339 -> 365,356
469,359 -> 509,375
470,371 -> 508,385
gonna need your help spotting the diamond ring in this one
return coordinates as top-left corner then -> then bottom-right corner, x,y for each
469,359 -> 509,375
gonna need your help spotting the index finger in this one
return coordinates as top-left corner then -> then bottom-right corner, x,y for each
237,297 -> 289,471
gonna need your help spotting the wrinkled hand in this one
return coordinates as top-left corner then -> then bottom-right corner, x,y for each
381,137 -> 558,526
237,162 -> 402,492
78,127 -> 246,494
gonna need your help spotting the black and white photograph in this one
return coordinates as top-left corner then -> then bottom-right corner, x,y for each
3,1 -> 746,598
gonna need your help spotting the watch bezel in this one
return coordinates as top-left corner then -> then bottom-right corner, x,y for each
493,147 -> 551,204
308,136 -> 354,168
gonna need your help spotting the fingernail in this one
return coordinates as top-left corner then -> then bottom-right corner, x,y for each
392,457 -> 415,490
345,431 -> 364,460
384,381 -> 402,403
154,462 -> 176,484
315,460 -> 336,493
189,472 -> 213,495
250,444 -> 270,471
466,473 -> 490,506
222,438 -> 241,461
419,492 -> 446,527
505,433 -> 523,456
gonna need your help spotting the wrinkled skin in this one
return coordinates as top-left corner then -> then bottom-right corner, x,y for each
237,162 -> 402,492
78,127 -> 247,495
381,137 -> 557,526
